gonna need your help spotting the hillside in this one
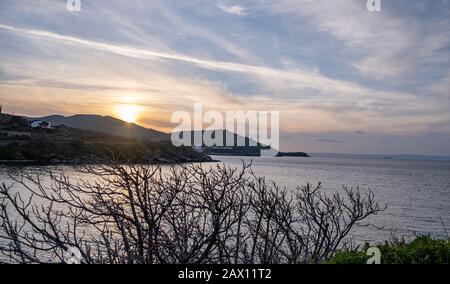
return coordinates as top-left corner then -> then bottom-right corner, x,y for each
0,114 -> 211,164
178,130 -> 309,157
176,130 -> 270,156
2,114 -> 309,159
28,114 -> 170,141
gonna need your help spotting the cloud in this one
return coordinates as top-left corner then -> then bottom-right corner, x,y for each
0,20 -> 447,136
217,4 -> 247,16
258,0 -> 450,82
427,72 -> 450,98
0,22 -> 376,98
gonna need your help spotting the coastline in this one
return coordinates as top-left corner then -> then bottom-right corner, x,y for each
0,156 -> 218,167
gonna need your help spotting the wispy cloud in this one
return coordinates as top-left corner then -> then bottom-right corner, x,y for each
258,0 -> 450,82
217,3 -> 247,16
0,20 -> 446,135
0,22 -> 375,98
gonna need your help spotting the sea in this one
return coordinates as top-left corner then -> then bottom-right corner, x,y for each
1,155 -> 449,244
209,155 -> 450,243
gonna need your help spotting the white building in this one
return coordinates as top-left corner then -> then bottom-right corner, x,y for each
31,120 -> 52,129
192,145 -> 204,153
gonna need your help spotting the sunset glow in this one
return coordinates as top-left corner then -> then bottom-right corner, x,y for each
115,104 -> 141,124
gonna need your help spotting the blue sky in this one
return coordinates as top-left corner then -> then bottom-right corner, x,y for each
0,0 -> 449,155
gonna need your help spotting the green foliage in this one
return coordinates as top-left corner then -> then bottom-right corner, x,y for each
0,143 -> 24,160
7,116 -> 30,130
0,137 -> 210,163
0,118 -> 212,163
328,249 -> 368,264
69,139 -> 86,151
328,236 -> 450,264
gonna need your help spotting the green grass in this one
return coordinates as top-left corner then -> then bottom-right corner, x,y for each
328,236 -> 450,264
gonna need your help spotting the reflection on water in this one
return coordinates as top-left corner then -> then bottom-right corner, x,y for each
1,156 -> 449,243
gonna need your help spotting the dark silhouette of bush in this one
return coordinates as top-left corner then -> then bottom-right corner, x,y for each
0,161 -> 384,264
8,116 -> 30,130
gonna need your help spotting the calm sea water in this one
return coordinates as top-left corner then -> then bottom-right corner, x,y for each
1,156 -> 449,244
209,156 -> 450,243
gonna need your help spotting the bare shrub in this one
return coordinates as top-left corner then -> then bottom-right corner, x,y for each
0,161 -> 384,264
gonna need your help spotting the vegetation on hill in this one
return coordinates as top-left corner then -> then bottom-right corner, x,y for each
0,115 -> 30,131
0,137 -> 210,164
0,114 -> 211,164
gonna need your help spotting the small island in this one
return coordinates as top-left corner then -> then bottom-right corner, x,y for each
276,152 -> 310,157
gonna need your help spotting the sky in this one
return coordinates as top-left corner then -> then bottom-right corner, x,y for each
0,0 -> 449,155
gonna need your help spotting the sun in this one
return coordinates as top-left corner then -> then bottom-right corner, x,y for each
115,104 -> 140,123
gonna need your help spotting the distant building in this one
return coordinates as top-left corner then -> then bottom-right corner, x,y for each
31,120 -> 52,129
193,145 -> 204,153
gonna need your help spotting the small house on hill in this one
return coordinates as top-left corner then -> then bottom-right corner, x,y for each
31,120 -> 52,129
